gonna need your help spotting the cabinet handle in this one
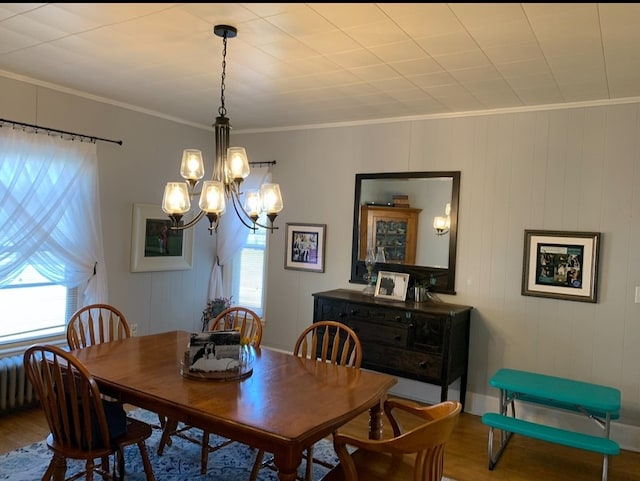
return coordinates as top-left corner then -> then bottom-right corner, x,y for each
408,323 -> 414,329
394,315 -> 402,322
419,361 -> 428,369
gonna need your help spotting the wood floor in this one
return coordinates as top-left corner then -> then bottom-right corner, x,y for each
2,404 -> 639,481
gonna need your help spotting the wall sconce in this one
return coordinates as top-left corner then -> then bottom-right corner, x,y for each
433,203 -> 451,236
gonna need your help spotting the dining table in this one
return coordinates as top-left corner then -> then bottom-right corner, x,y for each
72,330 -> 397,481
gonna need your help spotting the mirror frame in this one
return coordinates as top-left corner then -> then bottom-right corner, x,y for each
350,171 -> 461,295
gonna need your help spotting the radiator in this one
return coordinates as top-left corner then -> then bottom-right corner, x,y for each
0,353 -> 37,413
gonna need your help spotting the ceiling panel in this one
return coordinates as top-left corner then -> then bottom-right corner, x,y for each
0,3 -> 638,131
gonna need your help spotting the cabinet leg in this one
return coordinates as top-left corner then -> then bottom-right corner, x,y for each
460,372 -> 468,412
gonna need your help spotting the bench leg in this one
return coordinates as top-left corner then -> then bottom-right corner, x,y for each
601,455 -> 608,481
487,426 -> 513,470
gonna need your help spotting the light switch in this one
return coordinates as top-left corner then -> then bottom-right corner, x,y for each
636,286 -> 640,303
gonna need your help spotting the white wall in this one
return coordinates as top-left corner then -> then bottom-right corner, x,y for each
3,73 -> 639,449
234,106 -> 640,450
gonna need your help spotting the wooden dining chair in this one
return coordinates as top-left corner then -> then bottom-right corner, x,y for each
23,344 -> 155,481
249,320 -> 362,481
66,303 -> 131,350
66,303 -> 168,431
157,306 -> 263,475
321,399 -> 462,481
209,306 -> 264,346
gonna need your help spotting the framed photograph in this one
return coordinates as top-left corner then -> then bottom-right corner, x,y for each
522,230 -> 601,303
374,271 -> 410,301
284,223 -> 326,273
130,203 -> 194,272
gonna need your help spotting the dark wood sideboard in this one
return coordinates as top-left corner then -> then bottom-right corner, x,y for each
312,289 -> 472,410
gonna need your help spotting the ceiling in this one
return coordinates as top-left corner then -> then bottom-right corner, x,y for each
1,3 -> 640,132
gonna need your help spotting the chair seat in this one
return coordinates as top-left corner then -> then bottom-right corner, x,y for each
46,433 -> 113,461
116,417 -> 154,447
322,450 -> 416,481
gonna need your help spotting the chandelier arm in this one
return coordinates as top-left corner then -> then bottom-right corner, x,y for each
169,209 -> 206,231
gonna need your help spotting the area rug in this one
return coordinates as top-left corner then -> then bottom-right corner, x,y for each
0,408 -> 456,481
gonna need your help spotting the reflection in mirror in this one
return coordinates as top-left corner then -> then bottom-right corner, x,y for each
350,171 -> 461,295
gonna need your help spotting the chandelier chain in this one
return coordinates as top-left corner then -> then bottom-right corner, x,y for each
218,33 -> 228,118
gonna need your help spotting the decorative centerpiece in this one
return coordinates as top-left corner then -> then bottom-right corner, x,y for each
181,330 -> 253,381
201,296 -> 232,331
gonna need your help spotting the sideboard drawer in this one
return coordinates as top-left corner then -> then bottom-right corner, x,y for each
363,344 -> 442,382
347,303 -> 405,323
349,319 -> 407,347
315,298 -> 348,321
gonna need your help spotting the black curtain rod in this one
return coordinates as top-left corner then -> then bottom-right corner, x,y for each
0,118 -> 123,146
249,160 -> 277,167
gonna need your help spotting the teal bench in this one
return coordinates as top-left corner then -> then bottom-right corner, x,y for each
482,368 -> 621,481
482,413 -> 620,454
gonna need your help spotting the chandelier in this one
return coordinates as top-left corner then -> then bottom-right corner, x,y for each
161,25 -> 283,234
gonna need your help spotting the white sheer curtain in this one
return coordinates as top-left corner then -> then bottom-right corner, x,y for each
207,167 -> 269,300
0,127 -> 107,306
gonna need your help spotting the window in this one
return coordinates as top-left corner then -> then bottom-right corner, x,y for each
217,167 -> 272,319
229,224 -> 267,317
0,128 -> 105,349
0,265 -> 77,345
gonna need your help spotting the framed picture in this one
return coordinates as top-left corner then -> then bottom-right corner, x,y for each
284,223 -> 326,273
130,203 -> 194,272
522,229 -> 601,303
374,271 -> 410,301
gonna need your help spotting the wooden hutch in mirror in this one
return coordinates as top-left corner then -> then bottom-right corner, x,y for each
359,205 -> 422,264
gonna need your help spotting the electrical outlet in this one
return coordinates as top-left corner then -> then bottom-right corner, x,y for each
130,323 -> 138,336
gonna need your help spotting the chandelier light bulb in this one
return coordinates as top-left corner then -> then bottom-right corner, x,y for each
226,147 -> 250,181
162,182 -> 191,214
199,181 -> 226,214
179,149 -> 205,183
260,183 -> 283,214
244,190 -> 261,217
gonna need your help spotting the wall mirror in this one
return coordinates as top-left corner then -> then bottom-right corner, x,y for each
350,171 -> 461,295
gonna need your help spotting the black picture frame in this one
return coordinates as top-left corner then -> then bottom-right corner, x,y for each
522,229 -> 601,303
284,223 -> 326,273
